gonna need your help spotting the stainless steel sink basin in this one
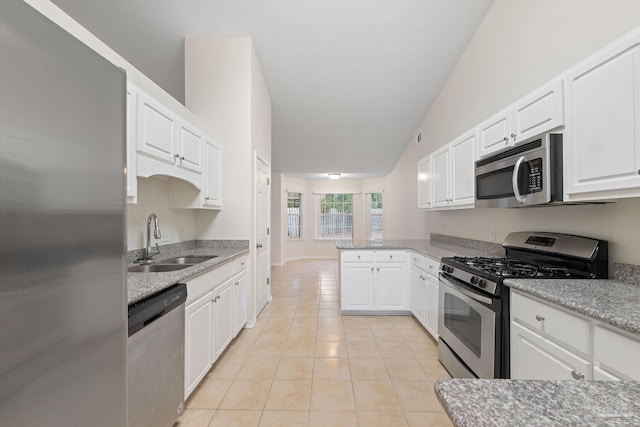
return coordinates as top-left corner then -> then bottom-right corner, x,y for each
162,255 -> 218,264
127,264 -> 192,273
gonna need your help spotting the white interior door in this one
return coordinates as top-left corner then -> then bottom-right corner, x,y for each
255,154 -> 270,316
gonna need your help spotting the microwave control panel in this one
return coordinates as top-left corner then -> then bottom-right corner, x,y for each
526,159 -> 542,193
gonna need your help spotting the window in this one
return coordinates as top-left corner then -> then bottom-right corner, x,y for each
287,192 -> 302,239
316,193 -> 353,239
369,193 -> 383,239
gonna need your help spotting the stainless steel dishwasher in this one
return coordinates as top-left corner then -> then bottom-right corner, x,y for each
127,283 -> 187,427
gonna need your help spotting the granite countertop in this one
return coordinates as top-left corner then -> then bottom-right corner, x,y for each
127,240 -> 249,305
336,236 -> 504,261
504,278 -> 640,335
435,379 -> 640,427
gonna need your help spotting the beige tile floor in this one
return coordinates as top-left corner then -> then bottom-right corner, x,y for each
175,259 -> 453,427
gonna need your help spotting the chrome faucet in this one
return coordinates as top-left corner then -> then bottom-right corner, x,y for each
141,213 -> 161,263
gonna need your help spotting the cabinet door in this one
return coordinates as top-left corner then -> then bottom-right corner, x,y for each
417,156 -> 432,209
341,264 -> 375,311
431,145 -> 451,208
410,268 -> 426,324
375,263 -> 407,310
137,91 -> 178,164
450,130 -> 476,207
425,274 -> 439,339
564,38 -> 640,199
477,108 -> 511,158
510,321 -> 592,380
594,325 -> 640,380
233,272 -> 247,336
185,292 -> 213,398
126,82 -> 138,204
177,122 -> 203,173
212,279 -> 234,361
511,79 -> 564,143
204,140 -> 223,208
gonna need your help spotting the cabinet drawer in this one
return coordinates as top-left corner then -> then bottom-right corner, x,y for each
374,251 -> 405,263
233,256 -> 248,274
511,291 -> 590,356
594,325 -> 640,380
186,262 -> 233,304
424,256 -> 439,277
410,253 -> 425,270
341,251 -> 374,263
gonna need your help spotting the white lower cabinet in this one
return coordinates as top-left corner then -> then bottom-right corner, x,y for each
409,252 -> 439,339
510,321 -> 592,380
211,279 -> 234,361
184,291 -> 213,397
510,290 -> 640,381
340,251 -> 407,312
183,259 -> 247,398
410,266 -> 426,325
233,256 -> 248,336
425,273 -> 439,338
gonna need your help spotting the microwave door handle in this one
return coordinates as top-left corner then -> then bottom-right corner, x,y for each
512,155 -> 527,204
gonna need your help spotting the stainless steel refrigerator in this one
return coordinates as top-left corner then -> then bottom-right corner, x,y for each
0,1 -> 127,425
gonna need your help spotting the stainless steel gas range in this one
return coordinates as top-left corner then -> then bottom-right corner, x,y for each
437,232 -> 608,379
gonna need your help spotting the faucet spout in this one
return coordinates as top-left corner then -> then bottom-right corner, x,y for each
144,213 -> 161,261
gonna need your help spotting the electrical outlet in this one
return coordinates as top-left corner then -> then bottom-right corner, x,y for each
416,131 -> 423,144
489,228 -> 496,241
179,228 -> 185,241
161,232 -> 170,242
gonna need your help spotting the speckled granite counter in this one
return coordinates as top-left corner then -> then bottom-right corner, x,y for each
504,278 -> 640,335
336,235 -> 504,261
435,379 -> 640,427
127,240 -> 249,305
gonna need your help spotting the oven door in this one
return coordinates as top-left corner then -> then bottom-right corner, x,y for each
438,273 -> 496,378
475,135 -> 557,208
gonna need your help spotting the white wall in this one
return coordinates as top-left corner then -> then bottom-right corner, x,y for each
186,38 -> 254,240
384,0 -> 640,266
127,177 -> 197,249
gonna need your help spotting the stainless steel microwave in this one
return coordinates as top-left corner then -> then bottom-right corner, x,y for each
475,133 -> 562,208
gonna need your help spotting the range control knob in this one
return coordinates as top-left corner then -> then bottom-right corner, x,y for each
478,279 -> 487,289
447,266 -> 455,274
441,265 -> 447,272
470,276 -> 479,285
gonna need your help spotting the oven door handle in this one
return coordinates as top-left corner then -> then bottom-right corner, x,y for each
512,155 -> 527,204
440,274 -> 493,305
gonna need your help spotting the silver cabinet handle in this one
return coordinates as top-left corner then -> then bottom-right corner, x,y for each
371,268 -> 374,273
511,133 -> 516,139
357,255 -> 361,259
571,370 -> 584,380
535,314 -> 544,322
256,243 -> 263,249
376,268 -> 380,273
179,156 -> 185,160
174,153 -> 180,159
503,136 -> 509,142
389,255 -> 393,259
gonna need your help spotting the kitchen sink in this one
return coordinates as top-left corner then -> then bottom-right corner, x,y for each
162,255 -> 218,264
127,264 -> 192,273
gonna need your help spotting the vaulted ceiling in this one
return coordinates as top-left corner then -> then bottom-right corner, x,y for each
50,0 -> 493,178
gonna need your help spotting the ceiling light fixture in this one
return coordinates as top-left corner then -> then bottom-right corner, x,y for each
328,173 -> 341,180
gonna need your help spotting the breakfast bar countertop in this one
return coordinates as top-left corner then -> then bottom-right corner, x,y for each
435,379 -> 640,427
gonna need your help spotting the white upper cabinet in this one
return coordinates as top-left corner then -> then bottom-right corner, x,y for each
419,130 -> 476,211
136,89 -> 203,189
511,79 -> 564,144
126,82 -> 139,204
477,79 -> 564,159
137,91 -> 179,164
450,130 -> 477,206
431,144 -> 451,208
203,140 -> 223,208
177,122 -> 204,174
478,108 -> 511,159
417,156 -> 432,209
564,31 -> 640,201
